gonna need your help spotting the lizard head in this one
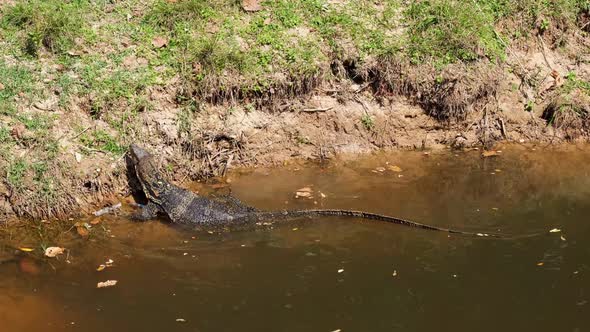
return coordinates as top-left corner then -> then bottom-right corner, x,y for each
128,144 -> 167,203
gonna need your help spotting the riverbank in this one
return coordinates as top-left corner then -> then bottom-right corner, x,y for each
0,0 -> 589,221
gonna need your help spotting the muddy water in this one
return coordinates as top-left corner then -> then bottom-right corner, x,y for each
2,146 -> 590,332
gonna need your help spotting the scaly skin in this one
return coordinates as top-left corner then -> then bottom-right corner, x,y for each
128,144 -> 497,237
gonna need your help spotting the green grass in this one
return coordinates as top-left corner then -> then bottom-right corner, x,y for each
405,1 -> 505,64
79,129 -> 125,154
1,0 -> 94,56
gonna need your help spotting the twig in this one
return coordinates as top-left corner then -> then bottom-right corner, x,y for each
71,126 -> 92,140
300,107 -> 332,113
537,35 -> 554,71
498,118 -> 507,139
354,82 -> 373,93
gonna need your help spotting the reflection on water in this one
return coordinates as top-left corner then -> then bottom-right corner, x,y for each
1,145 -> 590,332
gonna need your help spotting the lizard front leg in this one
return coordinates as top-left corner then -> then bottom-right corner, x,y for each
132,201 -> 163,221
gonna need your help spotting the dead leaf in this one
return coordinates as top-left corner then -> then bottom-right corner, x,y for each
295,186 -> 314,199
192,62 -> 202,75
387,165 -> 403,172
11,124 -> 26,139
97,280 -> 118,288
44,247 -> 65,258
152,36 -> 168,48
90,218 -> 101,225
18,247 -> 34,252
549,228 -> 561,233
75,152 -> 83,163
375,167 -> 386,172
0,83 -> 4,90
481,150 -> 498,158
537,262 -> 544,266
96,264 -> 106,271
295,191 -> 312,198
242,0 -> 262,12
77,226 -> 89,237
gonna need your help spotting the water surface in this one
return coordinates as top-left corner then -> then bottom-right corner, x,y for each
1,145 -> 589,331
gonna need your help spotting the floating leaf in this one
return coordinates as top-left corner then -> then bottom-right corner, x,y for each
97,280 -> 118,288
19,247 -> 34,252
549,228 -> 561,233
482,150 -> 498,158
45,247 -> 65,258
96,264 -> 106,272
387,165 -> 403,172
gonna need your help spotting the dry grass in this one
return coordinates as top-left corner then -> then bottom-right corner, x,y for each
542,89 -> 590,140
368,59 -> 501,122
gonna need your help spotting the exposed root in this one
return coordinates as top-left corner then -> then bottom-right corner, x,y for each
185,70 -> 324,111
178,131 -> 251,179
362,58 -> 501,122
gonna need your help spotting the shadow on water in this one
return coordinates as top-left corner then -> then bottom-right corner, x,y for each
1,145 -> 590,331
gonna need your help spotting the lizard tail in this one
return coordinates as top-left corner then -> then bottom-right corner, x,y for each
249,209 -> 502,238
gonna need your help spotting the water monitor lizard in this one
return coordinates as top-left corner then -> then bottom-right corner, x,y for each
128,144 -> 496,237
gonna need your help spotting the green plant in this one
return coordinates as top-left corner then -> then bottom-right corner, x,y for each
525,100 -> 535,112
405,0 -> 505,64
7,159 -> 27,190
2,0 -> 89,56
80,130 -> 124,154
361,113 -> 375,130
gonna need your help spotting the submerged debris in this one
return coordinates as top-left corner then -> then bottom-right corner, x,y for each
93,203 -> 122,216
